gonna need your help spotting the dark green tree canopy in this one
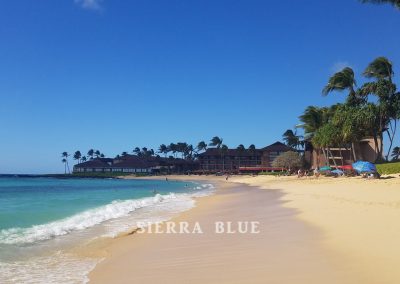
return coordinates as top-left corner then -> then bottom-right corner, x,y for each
209,136 -> 223,148
361,0 -> 400,9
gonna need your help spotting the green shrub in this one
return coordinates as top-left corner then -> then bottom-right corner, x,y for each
258,171 -> 284,176
376,162 -> 400,175
134,172 -> 151,177
72,172 -> 132,178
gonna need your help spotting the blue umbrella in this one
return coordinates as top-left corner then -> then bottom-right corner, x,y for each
352,161 -> 377,173
332,169 -> 344,175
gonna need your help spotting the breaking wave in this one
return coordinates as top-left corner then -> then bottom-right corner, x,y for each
0,193 -> 183,245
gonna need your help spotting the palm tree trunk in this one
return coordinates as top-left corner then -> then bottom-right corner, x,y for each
372,134 -> 379,162
380,136 -> 384,160
386,119 -> 397,161
350,142 -> 357,162
321,148 -> 328,166
372,132 -> 383,163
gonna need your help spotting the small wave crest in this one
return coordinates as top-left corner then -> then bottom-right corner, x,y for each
0,183 -> 215,245
0,193 -> 178,245
191,183 -> 215,197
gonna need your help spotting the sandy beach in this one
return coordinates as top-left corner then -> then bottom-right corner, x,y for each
88,174 -> 400,283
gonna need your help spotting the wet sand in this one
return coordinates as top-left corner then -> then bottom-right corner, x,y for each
88,176 -> 379,284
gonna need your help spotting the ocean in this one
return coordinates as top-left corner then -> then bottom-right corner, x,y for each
0,177 -> 214,283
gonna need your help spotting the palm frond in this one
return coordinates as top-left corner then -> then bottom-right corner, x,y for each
361,0 -> 400,9
363,57 -> 393,79
322,67 -> 356,96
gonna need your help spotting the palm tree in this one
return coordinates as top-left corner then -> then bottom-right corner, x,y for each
94,150 -> 101,158
169,143 -> 177,158
158,144 -> 168,157
81,156 -> 87,162
209,136 -> 223,149
100,153 -> 105,158
363,57 -> 394,80
61,152 -> 70,174
197,141 -> 207,153
299,106 -> 333,167
282,129 -> 303,149
73,151 -> 82,164
185,144 -> 194,160
360,0 -> 400,9
322,67 -> 364,106
121,151 -> 128,157
62,158 -> 67,174
248,144 -> 257,166
358,57 -> 397,161
299,106 -> 330,140
392,146 -> 400,160
87,149 -> 95,160
139,147 -> 148,157
236,144 -> 245,168
176,142 -> 189,159
133,147 -> 141,155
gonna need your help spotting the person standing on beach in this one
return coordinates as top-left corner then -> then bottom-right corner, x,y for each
314,168 -> 320,178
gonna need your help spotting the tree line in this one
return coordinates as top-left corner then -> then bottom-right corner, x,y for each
61,137 -> 260,173
61,149 -> 105,174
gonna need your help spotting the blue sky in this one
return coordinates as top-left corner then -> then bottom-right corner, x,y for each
0,0 -> 399,173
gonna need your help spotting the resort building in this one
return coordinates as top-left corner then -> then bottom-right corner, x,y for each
197,142 -> 294,173
73,155 -> 198,174
304,137 -> 382,169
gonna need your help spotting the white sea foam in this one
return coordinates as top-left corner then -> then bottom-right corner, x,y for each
0,182 -> 216,283
0,183 -> 215,245
0,193 -> 180,245
0,253 -> 99,284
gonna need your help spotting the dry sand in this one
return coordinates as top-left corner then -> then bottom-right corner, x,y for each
89,174 -> 400,284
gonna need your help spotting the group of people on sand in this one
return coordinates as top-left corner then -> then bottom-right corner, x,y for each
297,169 -> 311,178
361,172 -> 381,179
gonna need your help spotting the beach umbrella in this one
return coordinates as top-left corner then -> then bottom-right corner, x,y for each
338,165 -> 353,171
352,161 -> 377,173
319,166 -> 332,171
332,169 -> 344,175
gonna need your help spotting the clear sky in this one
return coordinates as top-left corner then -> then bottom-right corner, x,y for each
1,0 -> 399,174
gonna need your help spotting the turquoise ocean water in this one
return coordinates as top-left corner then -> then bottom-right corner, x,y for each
0,177 -> 214,283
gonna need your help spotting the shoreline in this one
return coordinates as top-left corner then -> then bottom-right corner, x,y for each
88,175 -> 372,284
228,175 -> 400,283
0,178 -> 215,283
